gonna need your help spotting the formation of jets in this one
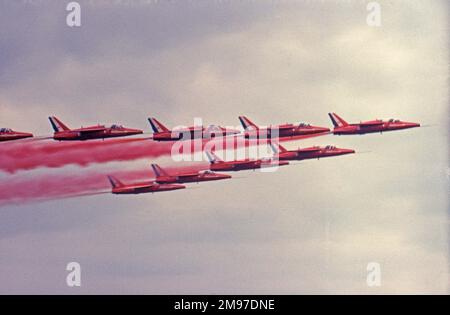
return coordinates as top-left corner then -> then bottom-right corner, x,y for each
1,113 -> 420,143
1,113 -> 421,196
108,114 -> 418,195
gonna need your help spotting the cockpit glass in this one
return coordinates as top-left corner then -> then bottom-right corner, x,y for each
299,123 -> 310,127
111,124 -> 123,129
206,125 -> 221,132
0,128 -> 12,133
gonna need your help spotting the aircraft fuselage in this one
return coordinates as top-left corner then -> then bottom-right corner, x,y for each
53,128 -> 143,141
244,125 -> 329,139
277,146 -> 355,161
155,172 -> 232,184
112,183 -> 185,194
333,121 -> 420,135
210,160 -> 289,172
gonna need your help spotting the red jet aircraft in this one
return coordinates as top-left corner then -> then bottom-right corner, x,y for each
328,113 -> 420,135
269,141 -> 355,161
107,175 -> 185,194
49,116 -> 143,141
238,116 -> 330,139
151,164 -> 231,184
148,117 -> 240,141
0,128 -> 33,142
205,150 -> 289,172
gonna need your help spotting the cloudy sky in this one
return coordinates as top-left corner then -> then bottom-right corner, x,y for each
0,0 -> 448,294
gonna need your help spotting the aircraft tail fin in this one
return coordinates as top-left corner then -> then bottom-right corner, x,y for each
268,141 -> 287,154
107,175 -> 124,188
328,113 -> 348,128
49,116 -> 70,132
205,150 -> 223,164
151,164 -> 169,177
238,116 -> 258,130
148,117 -> 170,133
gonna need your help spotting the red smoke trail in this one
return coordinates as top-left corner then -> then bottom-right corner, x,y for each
0,132 -> 329,173
0,163 -> 208,206
0,137 -> 173,173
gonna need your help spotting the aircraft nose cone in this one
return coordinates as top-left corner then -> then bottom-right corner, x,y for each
333,148 -> 354,155
402,122 -> 420,128
129,129 -> 144,134
316,126 -> 330,133
170,185 -> 185,190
